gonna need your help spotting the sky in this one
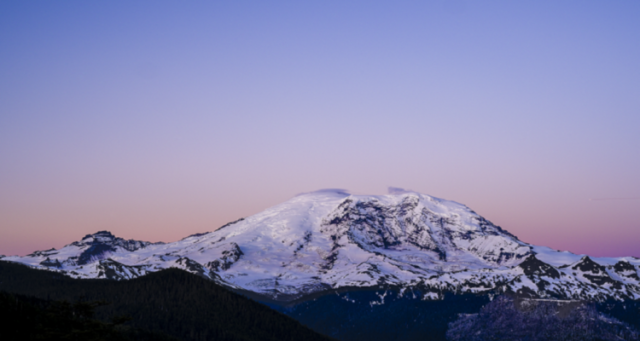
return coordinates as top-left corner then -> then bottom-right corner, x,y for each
1,1 -> 639,258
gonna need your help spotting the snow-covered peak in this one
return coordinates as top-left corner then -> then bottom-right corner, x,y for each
8,230 -> 160,270
69,230 -> 158,251
80,230 -> 118,243
4,190 -> 640,302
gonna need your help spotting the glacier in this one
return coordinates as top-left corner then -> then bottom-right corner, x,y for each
4,189 -> 640,302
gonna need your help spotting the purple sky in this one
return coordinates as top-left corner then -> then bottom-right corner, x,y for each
1,1 -> 639,258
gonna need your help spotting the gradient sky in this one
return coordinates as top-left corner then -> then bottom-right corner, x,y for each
1,1 -> 639,258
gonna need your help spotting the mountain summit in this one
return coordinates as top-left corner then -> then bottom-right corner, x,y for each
5,190 -> 640,302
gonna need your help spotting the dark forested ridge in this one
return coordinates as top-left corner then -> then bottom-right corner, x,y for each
263,289 -> 490,341
0,291 -> 179,341
0,261 -> 334,341
259,287 -> 640,341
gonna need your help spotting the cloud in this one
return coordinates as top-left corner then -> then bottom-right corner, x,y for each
295,188 -> 351,197
388,187 -> 412,194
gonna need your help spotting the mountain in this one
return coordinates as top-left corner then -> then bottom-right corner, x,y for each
4,189 -> 640,303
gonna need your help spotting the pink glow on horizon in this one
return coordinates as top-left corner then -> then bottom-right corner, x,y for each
1,2 -> 639,259
2,186 -> 638,258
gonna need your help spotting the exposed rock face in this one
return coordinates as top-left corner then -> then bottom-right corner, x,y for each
614,261 -> 640,281
320,195 -> 530,266
73,230 -> 156,252
206,243 -> 243,271
62,231 -> 160,266
95,259 -> 149,280
519,255 -> 560,279
39,257 -> 62,269
4,190 -> 640,302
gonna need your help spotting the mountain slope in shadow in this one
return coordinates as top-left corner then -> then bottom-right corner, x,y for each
0,260 -> 334,341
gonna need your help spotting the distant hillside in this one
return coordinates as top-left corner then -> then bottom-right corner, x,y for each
447,295 -> 639,341
0,261 -> 334,341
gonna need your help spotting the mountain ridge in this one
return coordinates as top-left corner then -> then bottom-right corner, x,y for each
4,189 -> 640,302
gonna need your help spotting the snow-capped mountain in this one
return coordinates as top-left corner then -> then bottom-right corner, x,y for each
4,189 -> 640,302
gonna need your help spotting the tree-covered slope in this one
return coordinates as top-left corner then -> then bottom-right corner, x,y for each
0,291 -> 179,341
0,261 -> 334,341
